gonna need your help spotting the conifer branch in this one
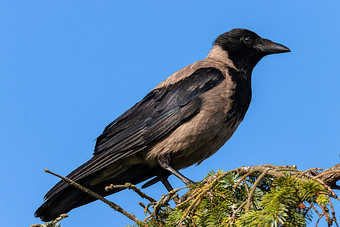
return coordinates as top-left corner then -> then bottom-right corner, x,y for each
30,162 -> 340,227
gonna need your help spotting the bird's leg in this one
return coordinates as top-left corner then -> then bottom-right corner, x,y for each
156,169 -> 174,192
160,175 -> 180,202
160,177 -> 174,192
141,169 -> 172,190
157,153 -> 195,186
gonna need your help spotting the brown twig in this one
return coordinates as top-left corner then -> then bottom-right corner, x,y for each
106,183 -> 157,203
318,203 -> 332,226
310,203 -> 322,216
245,169 -> 268,212
44,169 -> 142,224
316,213 -> 325,227
242,179 -> 250,197
314,178 -> 340,201
229,201 -> 247,223
313,170 -> 340,180
138,202 -> 152,215
329,199 -> 339,227
28,214 -> 68,227
150,188 -> 183,219
300,167 -> 323,177
152,194 -> 167,218
46,214 -> 68,227
303,205 -> 313,217
162,187 -> 183,205
232,170 -> 255,189
150,188 -> 183,217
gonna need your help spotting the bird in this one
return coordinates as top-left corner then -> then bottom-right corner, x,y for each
35,28 -> 290,221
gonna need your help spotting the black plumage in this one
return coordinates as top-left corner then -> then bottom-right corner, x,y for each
35,28 -> 290,221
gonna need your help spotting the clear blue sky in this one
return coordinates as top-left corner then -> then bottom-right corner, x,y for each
1,1 -> 340,226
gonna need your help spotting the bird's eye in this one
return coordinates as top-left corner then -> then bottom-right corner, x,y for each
243,37 -> 252,45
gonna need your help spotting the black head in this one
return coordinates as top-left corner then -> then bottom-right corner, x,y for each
214,28 -> 290,72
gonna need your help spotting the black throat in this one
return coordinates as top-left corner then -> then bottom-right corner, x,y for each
224,66 -> 252,126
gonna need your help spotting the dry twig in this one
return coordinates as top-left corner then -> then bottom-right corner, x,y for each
245,169 -> 268,212
106,183 -> 157,203
28,214 -> 68,227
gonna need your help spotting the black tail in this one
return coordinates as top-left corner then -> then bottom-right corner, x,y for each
35,163 -> 157,221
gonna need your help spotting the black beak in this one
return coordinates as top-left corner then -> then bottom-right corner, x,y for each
255,38 -> 290,54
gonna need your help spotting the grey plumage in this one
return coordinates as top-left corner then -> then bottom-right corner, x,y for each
35,28 -> 290,221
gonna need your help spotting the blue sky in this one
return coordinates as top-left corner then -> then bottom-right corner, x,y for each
1,1 -> 340,226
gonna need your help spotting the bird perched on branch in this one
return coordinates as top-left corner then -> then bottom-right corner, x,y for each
35,28 -> 290,221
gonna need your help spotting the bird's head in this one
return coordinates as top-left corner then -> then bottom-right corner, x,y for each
213,28 -> 290,72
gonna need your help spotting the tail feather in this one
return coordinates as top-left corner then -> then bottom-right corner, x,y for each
35,163 -> 157,221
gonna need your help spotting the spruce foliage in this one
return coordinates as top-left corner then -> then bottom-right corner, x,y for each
130,168 -> 335,227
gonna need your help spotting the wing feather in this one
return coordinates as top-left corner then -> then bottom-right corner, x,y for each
45,67 -> 225,199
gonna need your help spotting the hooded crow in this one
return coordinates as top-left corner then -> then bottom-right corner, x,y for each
35,28 -> 290,221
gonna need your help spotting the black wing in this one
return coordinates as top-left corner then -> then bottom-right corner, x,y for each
94,67 -> 225,153
45,67 -> 225,199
